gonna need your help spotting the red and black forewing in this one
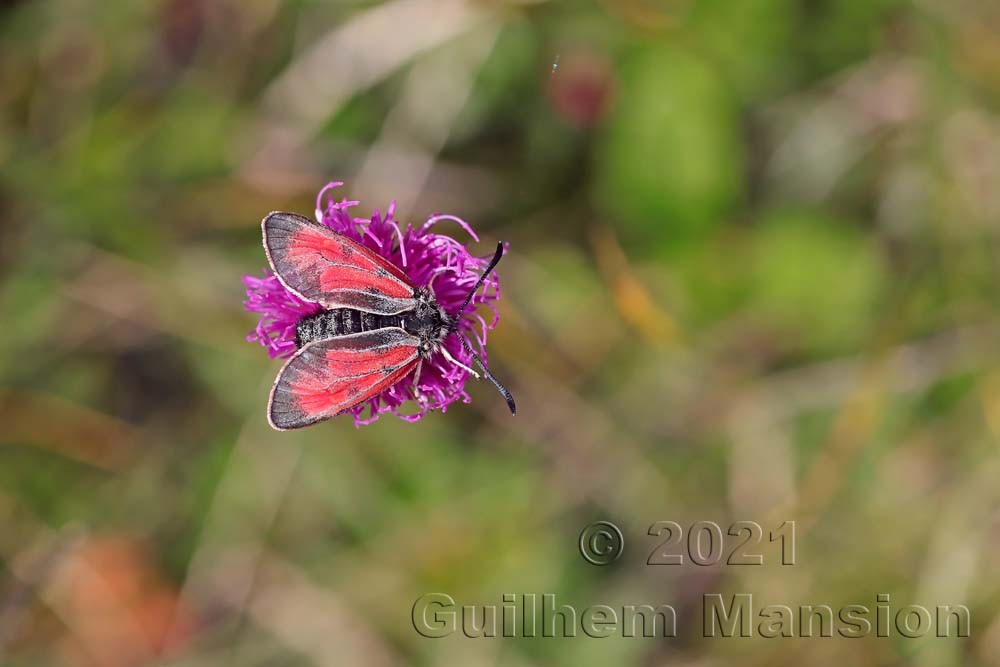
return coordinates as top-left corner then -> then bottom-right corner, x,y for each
268,328 -> 420,430
263,211 -> 416,314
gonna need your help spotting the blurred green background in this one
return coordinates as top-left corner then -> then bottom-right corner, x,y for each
2,0 -> 1000,665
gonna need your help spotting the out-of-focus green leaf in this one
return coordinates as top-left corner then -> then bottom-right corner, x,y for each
688,0 -> 797,97
596,44 -> 743,251
145,87 -> 234,181
748,210 -> 886,351
800,0 -> 907,77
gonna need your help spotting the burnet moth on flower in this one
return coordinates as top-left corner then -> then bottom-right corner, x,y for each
248,185 -> 515,430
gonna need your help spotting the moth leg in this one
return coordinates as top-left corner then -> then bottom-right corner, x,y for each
412,359 -> 426,405
439,345 -> 479,378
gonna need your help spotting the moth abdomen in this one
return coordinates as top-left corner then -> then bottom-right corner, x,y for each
295,308 -> 410,348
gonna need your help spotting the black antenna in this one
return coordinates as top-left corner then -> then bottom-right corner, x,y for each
452,242 -> 516,415
455,242 -> 505,321
458,335 -> 516,415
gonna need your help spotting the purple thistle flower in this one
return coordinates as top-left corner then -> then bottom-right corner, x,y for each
243,181 -> 503,426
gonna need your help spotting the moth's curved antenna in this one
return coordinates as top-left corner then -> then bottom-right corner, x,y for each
457,334 -> 516,415
449,241 -> 516,415
454,242 -> 505,320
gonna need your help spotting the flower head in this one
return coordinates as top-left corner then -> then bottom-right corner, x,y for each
244,182 -> 503,426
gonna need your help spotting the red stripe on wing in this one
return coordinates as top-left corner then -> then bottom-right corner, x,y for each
315,263 -> 401,294
311,340 -> 417,378
294,359 -> 415,417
